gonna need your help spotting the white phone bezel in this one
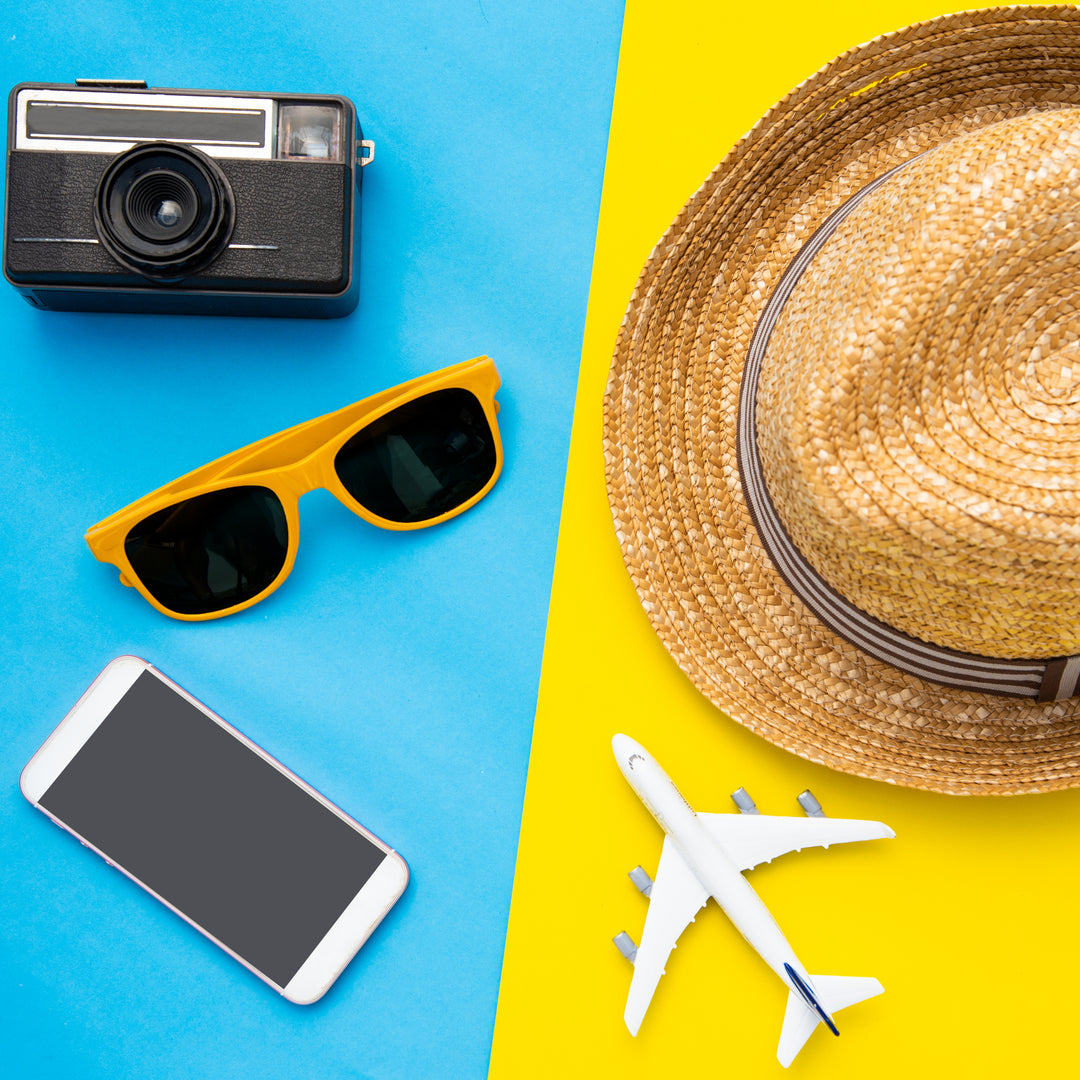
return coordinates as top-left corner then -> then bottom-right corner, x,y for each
21,655 -> 409,1004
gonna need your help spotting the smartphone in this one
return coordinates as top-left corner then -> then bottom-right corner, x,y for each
20,655 -> 408,1004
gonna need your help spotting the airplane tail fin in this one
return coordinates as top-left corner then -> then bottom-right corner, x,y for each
776,974 -> 883,1068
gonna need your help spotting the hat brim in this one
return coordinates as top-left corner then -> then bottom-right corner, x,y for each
603,5 -> 1080,795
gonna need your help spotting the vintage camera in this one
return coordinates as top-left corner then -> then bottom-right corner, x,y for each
3,80 -> 374,317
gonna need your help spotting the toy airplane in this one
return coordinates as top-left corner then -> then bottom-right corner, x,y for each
611,734 -> 894,1067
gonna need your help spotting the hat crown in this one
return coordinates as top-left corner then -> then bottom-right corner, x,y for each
758,109 -> 1080,660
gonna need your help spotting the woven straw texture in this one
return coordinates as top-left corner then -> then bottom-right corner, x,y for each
604,6 -> 1080,794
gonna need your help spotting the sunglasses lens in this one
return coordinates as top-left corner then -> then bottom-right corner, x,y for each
334,388 -> 497,523
124,486 -> 288,615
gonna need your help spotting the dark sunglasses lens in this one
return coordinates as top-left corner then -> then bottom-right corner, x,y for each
334,388 -> 497,523
124,486 -> 288,615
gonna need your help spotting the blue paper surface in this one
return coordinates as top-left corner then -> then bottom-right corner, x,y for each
0,2 -> 623,1076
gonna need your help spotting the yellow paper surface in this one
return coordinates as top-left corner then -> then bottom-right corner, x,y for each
491,2 -> 1080,1076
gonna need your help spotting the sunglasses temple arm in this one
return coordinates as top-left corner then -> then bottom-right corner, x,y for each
87,396 -> 387,537
191,360 -> 497,484
86,358 -> 498,535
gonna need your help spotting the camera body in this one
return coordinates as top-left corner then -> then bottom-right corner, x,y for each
3,81 -> 372,317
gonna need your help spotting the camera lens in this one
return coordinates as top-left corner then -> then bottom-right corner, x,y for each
94,143 -> 235,282
154,200 -> 183,228
124,172 -> 199,242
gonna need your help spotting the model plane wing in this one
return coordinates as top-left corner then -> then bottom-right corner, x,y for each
696,813 -> 895,873
624,834 -> 709,1036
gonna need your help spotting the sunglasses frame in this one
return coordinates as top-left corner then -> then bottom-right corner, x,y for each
86,356 -> 503,621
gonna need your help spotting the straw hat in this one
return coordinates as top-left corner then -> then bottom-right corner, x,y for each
604,6 -> 1080,795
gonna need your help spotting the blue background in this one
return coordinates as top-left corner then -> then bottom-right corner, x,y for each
0,3 -> 623,1076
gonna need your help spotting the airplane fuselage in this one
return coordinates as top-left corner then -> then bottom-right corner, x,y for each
615,736 -> 812,990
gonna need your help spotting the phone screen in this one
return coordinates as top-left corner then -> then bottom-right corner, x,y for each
38,669 -> 387,989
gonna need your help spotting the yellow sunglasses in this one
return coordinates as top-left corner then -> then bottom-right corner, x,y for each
86,356 -> 503,621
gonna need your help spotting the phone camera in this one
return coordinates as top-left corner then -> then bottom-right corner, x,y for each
94,142 -> 235,281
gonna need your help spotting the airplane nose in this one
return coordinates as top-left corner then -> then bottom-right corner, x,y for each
612,733 -> 644,762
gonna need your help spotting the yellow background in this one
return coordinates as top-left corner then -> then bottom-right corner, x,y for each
490,2 -> 1080,1076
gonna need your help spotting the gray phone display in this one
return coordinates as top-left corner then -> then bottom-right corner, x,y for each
38,670 -> 387,987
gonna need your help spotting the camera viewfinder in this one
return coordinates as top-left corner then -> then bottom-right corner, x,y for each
276,104 -> 343,162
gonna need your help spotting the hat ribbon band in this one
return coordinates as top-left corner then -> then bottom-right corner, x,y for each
736,158 -> 1080,702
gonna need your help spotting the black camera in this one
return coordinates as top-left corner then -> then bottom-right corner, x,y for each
3,80 -> 373,317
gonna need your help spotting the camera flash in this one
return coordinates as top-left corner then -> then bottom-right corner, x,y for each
276,104 -> 343,162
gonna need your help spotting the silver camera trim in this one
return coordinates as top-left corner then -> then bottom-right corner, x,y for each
14,87 -> 276,159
